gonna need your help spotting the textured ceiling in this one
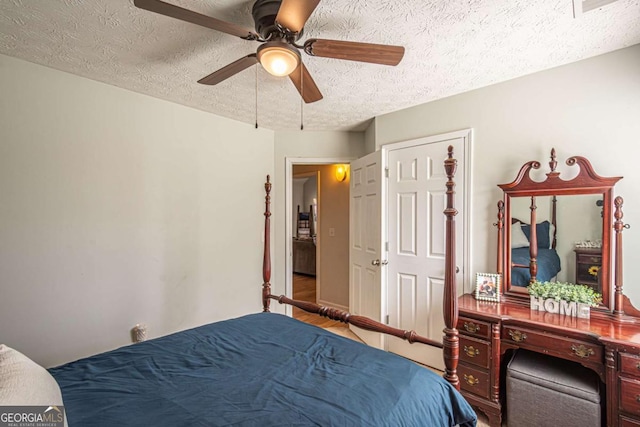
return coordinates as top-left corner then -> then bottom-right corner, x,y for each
1,0 -> 639,131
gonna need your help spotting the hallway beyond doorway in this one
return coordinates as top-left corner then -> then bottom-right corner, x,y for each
293,273 -> 347,329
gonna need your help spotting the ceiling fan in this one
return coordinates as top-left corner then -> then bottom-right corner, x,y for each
133,0 -> 405,103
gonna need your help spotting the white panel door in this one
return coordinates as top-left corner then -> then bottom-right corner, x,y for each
349,150 -> 385,349
387,137 -> 465,370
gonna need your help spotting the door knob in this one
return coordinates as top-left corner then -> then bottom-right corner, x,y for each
371,259 -> 381,266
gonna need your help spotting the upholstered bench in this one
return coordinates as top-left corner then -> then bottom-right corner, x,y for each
506,349 -> 601,427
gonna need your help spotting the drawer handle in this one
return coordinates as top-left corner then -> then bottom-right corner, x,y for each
464,374 -> 479,386
636,363 -> 640,371
571,344 -> 595,359
464,345 -> 480,358
509,330 -> 527,342
463,322 -> 480,333
636,395 -> 640,403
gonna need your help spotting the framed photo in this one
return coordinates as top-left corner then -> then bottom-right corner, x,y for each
475,273 -> 501,302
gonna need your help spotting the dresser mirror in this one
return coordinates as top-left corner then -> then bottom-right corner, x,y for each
497,149 -> 621,311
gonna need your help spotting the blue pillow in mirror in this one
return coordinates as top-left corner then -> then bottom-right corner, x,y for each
521,221 -> 551,249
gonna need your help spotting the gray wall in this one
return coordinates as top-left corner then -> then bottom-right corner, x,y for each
372,44 -> 640,305
0,54 -> 275,367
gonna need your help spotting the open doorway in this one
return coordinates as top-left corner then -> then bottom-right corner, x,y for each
286,160 -> 352,329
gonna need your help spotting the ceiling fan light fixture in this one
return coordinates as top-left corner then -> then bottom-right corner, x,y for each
257,42 -> 300,77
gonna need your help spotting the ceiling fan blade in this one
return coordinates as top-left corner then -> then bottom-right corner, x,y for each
305,38 -> 404,66
288,62 -> 323,103
134,0 -> 259,40
275,0 -> 320,34
198,54 -> 258,85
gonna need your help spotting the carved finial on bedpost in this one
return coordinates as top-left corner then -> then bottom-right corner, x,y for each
443,145 -> 460,390
549,148 -> 557,173
613,196 -> 626,317
263,175 -> 272,313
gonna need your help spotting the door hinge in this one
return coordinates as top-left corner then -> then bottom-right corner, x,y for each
385,241 -> 389,251
385,315 -> 389,325
385,167 -> 389,178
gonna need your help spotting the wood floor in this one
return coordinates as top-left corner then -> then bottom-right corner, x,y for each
292,273 -> 348,329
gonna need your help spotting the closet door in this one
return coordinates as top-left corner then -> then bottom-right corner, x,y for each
386,134 -> 467,370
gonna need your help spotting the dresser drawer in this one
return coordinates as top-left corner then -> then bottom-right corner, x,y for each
577,253 -> 602,264
458,364 -> 490,400
621,353 -> 640,378
620,377 -> 640,416
460,335 -> 490,369
458,316 -> 491,339
502,326 -> 602,364
620,415 -> 640,427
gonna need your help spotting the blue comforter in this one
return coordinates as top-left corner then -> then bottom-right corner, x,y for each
511,247 -> 562,286
50,313 -> 476,426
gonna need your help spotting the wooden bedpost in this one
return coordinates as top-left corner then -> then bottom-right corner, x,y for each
443,146 -> 460,390
262,175 -> 272,313
613,196 -> 625,317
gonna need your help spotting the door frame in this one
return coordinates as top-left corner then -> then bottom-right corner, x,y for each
383,128 -> 473,294
285,157 -> 355,317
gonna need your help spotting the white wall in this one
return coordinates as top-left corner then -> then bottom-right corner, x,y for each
0,55 -> 274,367
372,44 -> 640,305
273,131 -> 366,312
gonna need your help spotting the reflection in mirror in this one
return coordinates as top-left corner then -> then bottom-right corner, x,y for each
509,195 -> 604,294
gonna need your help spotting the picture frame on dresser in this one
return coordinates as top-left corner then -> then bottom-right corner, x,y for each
475,273 -> 501,302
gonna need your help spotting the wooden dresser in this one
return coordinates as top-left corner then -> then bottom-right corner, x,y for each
457,294 -> 640,426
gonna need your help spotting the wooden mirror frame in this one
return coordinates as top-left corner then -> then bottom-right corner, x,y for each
497,149 -> 622,311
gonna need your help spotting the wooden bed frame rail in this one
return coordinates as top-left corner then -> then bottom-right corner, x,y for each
260,146 -> 460,389
269,294 -> 443,349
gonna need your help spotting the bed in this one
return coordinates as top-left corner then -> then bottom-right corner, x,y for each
49,313 -> 474,426
1,147 -> 475,426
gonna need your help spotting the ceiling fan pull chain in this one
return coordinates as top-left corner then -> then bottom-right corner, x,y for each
300,63 -> 304,130
255,65 -> 259,129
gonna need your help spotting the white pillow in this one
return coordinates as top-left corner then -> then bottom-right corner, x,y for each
0,344 -> 67,426
511,223 -> 530,248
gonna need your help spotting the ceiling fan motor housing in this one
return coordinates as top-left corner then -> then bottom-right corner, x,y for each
252,0 -> 302,40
